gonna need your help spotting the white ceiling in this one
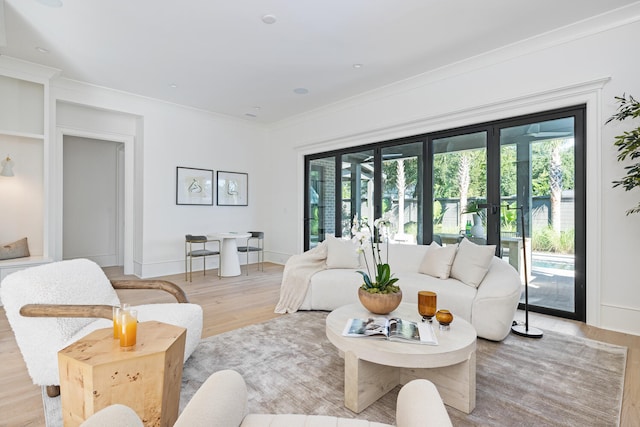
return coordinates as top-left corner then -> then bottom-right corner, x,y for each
1,0 -> 638,123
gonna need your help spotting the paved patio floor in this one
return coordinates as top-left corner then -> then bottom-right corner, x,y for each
512,252 -> 575,313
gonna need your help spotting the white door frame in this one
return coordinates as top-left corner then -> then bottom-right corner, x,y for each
54,127 -> 135,274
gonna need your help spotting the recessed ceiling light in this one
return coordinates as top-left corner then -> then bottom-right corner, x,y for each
35,46 -> 49,54
35,0 -> 63,7
261,14 -> 277,24
293,88 -> 309,95
353,63 -> 363,69
169,83 -> 178,88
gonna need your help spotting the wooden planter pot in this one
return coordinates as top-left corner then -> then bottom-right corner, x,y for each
358,288 -> 402,315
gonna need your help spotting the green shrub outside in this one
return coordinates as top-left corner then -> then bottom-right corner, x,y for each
532,227 -> 574,253
404,221 -> 417,236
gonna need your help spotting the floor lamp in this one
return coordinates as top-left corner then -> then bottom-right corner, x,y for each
508,205 -> 543,338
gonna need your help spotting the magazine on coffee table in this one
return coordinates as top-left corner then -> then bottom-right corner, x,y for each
342,317 -> 438,345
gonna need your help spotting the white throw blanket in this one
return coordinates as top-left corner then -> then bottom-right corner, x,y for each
274,241 -> 328,313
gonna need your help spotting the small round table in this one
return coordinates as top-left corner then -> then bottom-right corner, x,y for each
207,232 -> 251,277
326,303 -> 477,414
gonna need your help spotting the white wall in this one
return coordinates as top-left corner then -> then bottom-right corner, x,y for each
266,11 -> 640,335
52,80 -> 269,278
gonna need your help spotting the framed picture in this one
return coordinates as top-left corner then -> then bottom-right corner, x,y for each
176,167 -> 214,205
217,171 -> 248,206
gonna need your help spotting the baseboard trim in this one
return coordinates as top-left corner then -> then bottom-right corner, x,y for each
600,304 -> 640,336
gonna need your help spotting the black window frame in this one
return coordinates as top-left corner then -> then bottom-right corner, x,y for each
303,105 -> 586,321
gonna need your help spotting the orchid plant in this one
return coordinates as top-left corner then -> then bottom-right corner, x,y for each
352,216 -> 400,294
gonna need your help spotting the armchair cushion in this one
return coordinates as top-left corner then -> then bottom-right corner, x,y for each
69,303 -> 203,364
134,303 -> 202,362
173,369 -> 247,427
80,404 -> 143,427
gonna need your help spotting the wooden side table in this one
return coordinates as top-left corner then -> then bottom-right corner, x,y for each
58,321 -> 186,427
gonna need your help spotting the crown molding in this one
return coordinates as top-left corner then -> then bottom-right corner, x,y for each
0,55 -> 60,83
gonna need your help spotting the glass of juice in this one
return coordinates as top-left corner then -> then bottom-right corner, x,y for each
119,308 -> 137,347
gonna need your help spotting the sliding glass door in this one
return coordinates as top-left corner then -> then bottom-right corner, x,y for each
381,142 -> 424,244
305,156 -> 336,249
498,114 -> 584,318
341,150 -> 375,236
431,131 -> 488,247
304,106 -> 585,320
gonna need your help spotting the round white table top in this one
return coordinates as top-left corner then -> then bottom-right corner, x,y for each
326,303 -> 477,369
207,232 -> 251,239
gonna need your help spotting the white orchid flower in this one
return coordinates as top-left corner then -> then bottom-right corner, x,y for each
351,215 -> 365,236
350,216 -> 398,294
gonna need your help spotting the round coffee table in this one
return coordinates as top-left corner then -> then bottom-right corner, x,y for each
326,302 -> 477,414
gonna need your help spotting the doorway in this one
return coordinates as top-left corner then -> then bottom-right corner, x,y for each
496,113 -> 584,318
63,136 -> 124,267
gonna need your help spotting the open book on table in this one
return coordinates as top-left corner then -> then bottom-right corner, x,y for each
342,317 -> 438,345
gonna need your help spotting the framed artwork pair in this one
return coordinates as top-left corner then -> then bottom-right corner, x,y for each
176,167 -> 247,206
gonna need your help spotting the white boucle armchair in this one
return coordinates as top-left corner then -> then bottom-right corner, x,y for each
80,369 -> 453,427
0,258 -> 203,397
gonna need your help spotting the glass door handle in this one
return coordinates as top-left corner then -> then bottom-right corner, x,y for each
477,203 -> 498,215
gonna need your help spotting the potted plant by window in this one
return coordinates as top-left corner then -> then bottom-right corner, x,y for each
606,94 -> 640,215
352,217 -> 402,314
461,200 -> 487,238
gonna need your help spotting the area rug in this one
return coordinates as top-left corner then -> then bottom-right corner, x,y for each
43,311 -> 627,426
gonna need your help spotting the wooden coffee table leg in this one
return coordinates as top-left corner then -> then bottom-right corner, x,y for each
344,350 -> 400,413
401,350 -> 476,414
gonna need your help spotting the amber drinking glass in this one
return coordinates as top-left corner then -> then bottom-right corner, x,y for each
119,308 -> 137,347
436,309 -> 454,330
112,307 -> 121,338
418,291 -> 437,322
113,303 -> 130,339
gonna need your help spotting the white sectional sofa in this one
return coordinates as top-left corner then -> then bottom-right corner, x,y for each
285,237 -> 521,341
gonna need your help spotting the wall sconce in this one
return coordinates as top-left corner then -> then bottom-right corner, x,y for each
1,155 -> 15,177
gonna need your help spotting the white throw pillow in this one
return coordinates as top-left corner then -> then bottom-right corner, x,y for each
450,238 -> 496,288
418,241 -> 457,279
325,235 -> 361,269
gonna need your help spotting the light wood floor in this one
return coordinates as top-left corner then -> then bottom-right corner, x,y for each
1,263 -> 638,426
